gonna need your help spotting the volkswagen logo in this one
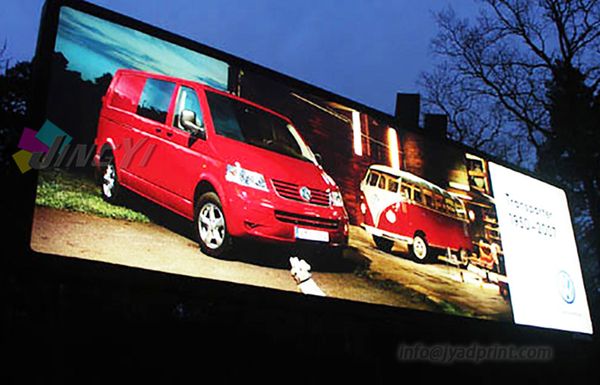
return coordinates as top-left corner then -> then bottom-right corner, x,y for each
557,270 -> 576,304
299,186 -> 311,202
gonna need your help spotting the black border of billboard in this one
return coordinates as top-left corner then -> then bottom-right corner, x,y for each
8,0 -> 595,344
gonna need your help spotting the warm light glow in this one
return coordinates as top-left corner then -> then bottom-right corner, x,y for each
387,127 -> 400,169
352,110 -> 362,156
452,193 -> 472,201
448,181 -> 471,191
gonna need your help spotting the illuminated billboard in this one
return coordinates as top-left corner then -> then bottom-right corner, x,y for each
27,3 -> 592,334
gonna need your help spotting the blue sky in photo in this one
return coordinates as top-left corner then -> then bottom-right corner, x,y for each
54,7 -> 229,90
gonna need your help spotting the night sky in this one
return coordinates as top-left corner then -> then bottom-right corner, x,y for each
0,0 -> 480,115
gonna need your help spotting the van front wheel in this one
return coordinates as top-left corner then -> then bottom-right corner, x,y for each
410,234 -> 429,263
194,192 -> 233,258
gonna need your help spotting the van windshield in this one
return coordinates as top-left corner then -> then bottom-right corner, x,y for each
206,91 -> 316,163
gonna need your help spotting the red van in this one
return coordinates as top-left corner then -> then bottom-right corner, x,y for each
93,69 -> 349,257
358,165 -> 472,262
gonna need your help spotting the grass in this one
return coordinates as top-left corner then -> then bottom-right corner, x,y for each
35,169 -> 150,223
435,300 -> 477,318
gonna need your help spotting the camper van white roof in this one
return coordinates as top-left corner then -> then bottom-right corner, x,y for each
367,164 -> 452,198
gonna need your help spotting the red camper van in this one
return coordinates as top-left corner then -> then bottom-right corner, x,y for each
93,69 -> 349,257
358,165 -> 472,262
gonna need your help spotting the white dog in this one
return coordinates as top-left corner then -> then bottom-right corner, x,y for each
289,257 -> 326,297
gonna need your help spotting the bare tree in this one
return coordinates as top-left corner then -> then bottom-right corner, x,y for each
420,0 -> 600,315
420,0 -> 600,219
420,0 -> 600,166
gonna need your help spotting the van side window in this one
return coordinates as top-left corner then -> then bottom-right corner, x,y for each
378,175 -> 386,189
367,172 -> 379,187
109,74 -> 145,112
401,183 -> 412,200
423,189 -> 434,208
387,179 -> 399,193
413,187 -> 422,203
137,78 -> 176,124
444,198 -> 455,214
434,194 -> 444,210
173,86 -> 203,133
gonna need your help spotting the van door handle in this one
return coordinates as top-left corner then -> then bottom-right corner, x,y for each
155,127 -> 162,133
166,131 -> 173,137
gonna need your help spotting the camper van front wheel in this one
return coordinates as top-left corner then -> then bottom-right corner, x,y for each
410,234 -> 429,262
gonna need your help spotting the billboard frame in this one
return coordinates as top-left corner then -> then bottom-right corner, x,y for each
6,0 -> 595,343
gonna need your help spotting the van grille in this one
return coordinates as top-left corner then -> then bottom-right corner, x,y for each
271,179 -> 330,206
274,211 -> 339,230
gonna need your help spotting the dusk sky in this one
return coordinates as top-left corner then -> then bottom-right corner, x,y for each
1,0 -> 480,115
55,7 -> 229,89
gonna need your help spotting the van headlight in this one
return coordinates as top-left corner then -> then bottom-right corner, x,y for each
330,190 -> 344,207
225,163 -> 268,191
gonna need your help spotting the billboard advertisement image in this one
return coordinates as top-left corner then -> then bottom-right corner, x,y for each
28,5 -> 592,334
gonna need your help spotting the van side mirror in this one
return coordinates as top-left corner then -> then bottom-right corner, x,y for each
181,109 -> 205,139
314,153 -> 323,165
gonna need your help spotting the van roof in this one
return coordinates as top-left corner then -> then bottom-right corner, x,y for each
113,68 -> 291,123
367,164 -> 457,199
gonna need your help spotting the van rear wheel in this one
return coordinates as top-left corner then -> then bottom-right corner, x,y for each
373,235 -> 394,253
100,157 -> 121,204
459,248 -> 470,269
194,192 -> 233,258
